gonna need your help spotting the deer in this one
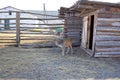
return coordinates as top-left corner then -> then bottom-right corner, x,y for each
54,31 -> 73,56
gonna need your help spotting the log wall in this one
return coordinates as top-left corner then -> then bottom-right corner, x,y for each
94,7 -> 120,57
65,16 -> 82,46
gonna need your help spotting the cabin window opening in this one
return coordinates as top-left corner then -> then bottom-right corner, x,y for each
9,11 -> 12,15
89,15 -> 94,50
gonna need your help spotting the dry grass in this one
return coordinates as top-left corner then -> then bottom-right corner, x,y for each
0,47 -> 120,80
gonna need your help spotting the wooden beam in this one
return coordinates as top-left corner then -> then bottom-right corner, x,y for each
16,12 -> 20,47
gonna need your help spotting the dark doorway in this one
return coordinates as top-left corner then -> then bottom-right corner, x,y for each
89,15 -> 94,50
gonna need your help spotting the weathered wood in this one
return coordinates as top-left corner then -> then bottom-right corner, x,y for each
96,52 -> 120,55
20,27 -> 62,29
96,30 -> 120,33
94,54 -> 120,57
60,0 -> 120,57
97,18 -> 120,22
96,41 -> 120,46
16,12 -> 20,47
96,47 -> 120,52
20,18 -> 63,20
21,23 -> 64,25
98,13 -> 120,18
0,43 -> 17,46
96,32 -> 120,36
21,38 -> 54,40
0,32 -> 16,34
0,18 -> 63,20
96,36 -> 120,41
97,21 -> 120,26
67,29 -> 82,32
96,26 -> 120,31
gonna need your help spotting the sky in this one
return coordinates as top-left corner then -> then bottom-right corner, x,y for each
0,0 -> 119,11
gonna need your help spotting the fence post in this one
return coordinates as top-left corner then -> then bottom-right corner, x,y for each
16,12 -> 20,47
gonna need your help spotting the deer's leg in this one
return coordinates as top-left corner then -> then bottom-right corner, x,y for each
66,47 -> 70,54
62,47 -> 65,56
70,45 -> 73,54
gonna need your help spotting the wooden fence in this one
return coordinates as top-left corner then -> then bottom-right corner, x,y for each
0,11 -> 64,47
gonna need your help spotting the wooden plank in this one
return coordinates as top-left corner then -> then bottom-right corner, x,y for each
97,21 -> 120,26
20,18 -> 63,20
96,35 -> 120,41
67,32 -> 80,35
0,18 -> 16,20
98,13 -> 120,18
97,18 -> 120,22
95,52 -> 120,55
20,23 -> 64,25
96,41 -> 120,46
67,27 -> 82,30
0,43 -> 16,46
96,32 -> 120,36
0,42 -> 16,43
94,54 -> 120,57
0,31 -> 16,34
21,38 -> 54,40
0,18 -> 63,20
67,29 -> 82,32
95,47 -> 120,52
16,12 -> 20,47
96,30 -> 120,33
96,26 -> 120,31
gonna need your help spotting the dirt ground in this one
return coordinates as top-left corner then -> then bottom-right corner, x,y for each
0,46 -> 120,80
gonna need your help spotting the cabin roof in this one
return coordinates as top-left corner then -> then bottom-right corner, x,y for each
71,1 -> 120,9
0,6 -> 23,11
59,1 -> 120,17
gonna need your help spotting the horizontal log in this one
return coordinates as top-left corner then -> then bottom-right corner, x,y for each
96,32 -> 120,36
97,18 -> 120,22
67,27 -> 82,30
0,23 -> 64,26
0,39 -> 16,40
0,35 -> 16,37
0,42 -> 16,43
95,52 -> 120,55
21,38 -> 54,40
98,13 -> 120,18
20,23 -> 64,25
95,47 -> 120,52
0,18 -> 63,20
96,35 -> 120,41
20,26 -> 63,28
20,31 -> 55,34
67,29 -> 82,32
96,41 -> 120,46
96,30 -> 120,33
67,35 -> 80,38
21,35 -> 56,37
94,54 -> 120,57
97,21 -> 120,26
0,32 -> 16,34
67,31 -> 81,34
97,26 -> 120,31
0,43 -> 16,45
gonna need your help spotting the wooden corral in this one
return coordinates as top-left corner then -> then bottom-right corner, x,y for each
0,6 -> 64,47
59,0 -> 120,57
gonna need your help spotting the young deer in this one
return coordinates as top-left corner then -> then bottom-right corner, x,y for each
54,32 -> 73,56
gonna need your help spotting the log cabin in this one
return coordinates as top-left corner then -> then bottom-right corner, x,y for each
59,0 -> 120,57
